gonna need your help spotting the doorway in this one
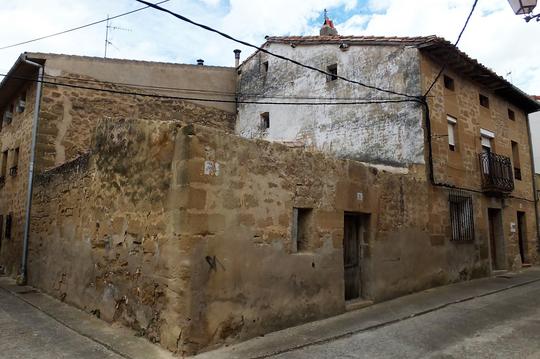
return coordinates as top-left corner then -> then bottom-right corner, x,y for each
488,208 -> 505,270
517,211 -> 528,264
343,213 -> 369,301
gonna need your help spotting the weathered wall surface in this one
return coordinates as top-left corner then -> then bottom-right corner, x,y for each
37,73 -> 235,172
236,44 -> 424,166
36,52 -> 237,113
29,119 -> 190,349
421,54 -> 539,267
176,124 -> 485,353
0,81 -> 37,275
26,118 -> 490,356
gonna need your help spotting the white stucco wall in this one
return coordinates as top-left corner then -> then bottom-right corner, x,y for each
236,43 -> 425,167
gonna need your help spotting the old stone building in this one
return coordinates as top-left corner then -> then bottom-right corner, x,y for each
0,23 -> 539,356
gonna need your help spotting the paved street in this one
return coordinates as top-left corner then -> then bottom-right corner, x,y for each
269,280 -> 540,359
2,270 -> 540,359
0,278 -> 173,359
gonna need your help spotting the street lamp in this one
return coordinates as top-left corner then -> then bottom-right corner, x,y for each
507,0 -> 540,22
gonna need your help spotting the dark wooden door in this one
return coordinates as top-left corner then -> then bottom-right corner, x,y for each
517,211 -> 527,264
343,214 -> 361,301
488,209 -> 497,269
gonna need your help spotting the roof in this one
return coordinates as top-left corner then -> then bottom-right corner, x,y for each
258,35 -> 540,114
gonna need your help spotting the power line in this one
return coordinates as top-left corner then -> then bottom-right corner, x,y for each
135,0 -> 419,100
24,72 -> 419,102
424,0 -> 479,96
0,72 -> 423,106
0,0 -> 169,51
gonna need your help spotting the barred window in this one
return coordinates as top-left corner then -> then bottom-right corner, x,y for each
449,193 -> 474,242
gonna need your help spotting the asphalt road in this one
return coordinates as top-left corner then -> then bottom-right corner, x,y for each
269,280 -> 540,359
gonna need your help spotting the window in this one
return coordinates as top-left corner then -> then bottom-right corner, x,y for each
447,115 -> 457,151
260,112 -> 270,130
449,192 -> 474,242
479,94 -> 490,108
444,75 -> 455,91
327,64 -> 338,81
292,207 -> 313,252
3,105 -> 13,125
512,141 -> 521,180
262,61 -> 269,75
508,108 -> 515,121
1,150 -> 8,179
9,148 -> 18,177
5,213 -> 12,240
16,90 -> 26,113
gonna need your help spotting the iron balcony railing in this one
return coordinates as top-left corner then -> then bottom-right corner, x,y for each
478,152 -> 514,193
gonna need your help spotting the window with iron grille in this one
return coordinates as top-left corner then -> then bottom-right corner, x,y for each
449,193 -> 474,242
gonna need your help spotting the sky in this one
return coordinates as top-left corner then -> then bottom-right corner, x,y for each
0,0 -> 539,169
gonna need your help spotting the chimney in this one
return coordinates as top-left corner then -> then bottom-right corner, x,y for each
197,59 -> 204,66
234,49 -> 241,67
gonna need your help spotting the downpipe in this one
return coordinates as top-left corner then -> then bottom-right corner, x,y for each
18,56 -> 43,285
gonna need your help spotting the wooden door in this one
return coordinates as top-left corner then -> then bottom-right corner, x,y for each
343,214 -> 361,301
517,211 -> 527,264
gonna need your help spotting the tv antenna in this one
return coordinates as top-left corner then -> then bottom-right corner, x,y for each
104,15 -> 131,58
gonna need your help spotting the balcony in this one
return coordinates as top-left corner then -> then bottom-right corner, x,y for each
479,152 -> 514,194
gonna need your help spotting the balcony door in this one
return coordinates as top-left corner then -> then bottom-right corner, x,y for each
481,134 -> 493,174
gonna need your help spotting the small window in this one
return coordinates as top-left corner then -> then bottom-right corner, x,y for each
508,109 -> 515,121
260,112 -> 270,130
444,75 -> 455,91
292,207 -> 313,252
512,141 -> 521,180
262,61 -> 269,75
479,94 -> 490,108
447,115 -> 457,151
9,148 -> 19,177
0,150 -> 8,178
5,213 -> 12,240
449,193 -> 474,242
327,64 -> 338,81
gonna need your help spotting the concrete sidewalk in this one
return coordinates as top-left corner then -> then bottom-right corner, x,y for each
193,267 -> 540,359
0,276 -> 174,359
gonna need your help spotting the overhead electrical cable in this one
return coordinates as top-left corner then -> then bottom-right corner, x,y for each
0,0 -> 169,51
424,0 -> 479,96
135,0 -> 420,100
0,72 -> 423,106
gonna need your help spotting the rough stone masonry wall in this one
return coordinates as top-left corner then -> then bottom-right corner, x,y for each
36,73 -> 235,172
0,81 -> 37,275
176,124 -> 484,354
29,119 -> 187,347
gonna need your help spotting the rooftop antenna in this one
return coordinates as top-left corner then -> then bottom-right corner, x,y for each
104,15 -> 131,58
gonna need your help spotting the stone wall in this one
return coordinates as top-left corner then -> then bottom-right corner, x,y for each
173,124 -> 485,353
37,74 -> 236,172
27,117 -> 490,355
29,119 -> 186,347
421,54 -> 539,267
0,81 -> 37,275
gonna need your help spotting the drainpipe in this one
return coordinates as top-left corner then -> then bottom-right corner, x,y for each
18,56 -> 43,285
525,115 -> 540,254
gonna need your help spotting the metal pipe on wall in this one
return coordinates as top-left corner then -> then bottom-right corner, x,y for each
18,55 -> 43,285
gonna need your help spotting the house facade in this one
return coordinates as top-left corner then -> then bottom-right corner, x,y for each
0,27 -> 539,356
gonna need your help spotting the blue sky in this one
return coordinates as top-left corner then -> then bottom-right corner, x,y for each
0,0 -> 539,166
